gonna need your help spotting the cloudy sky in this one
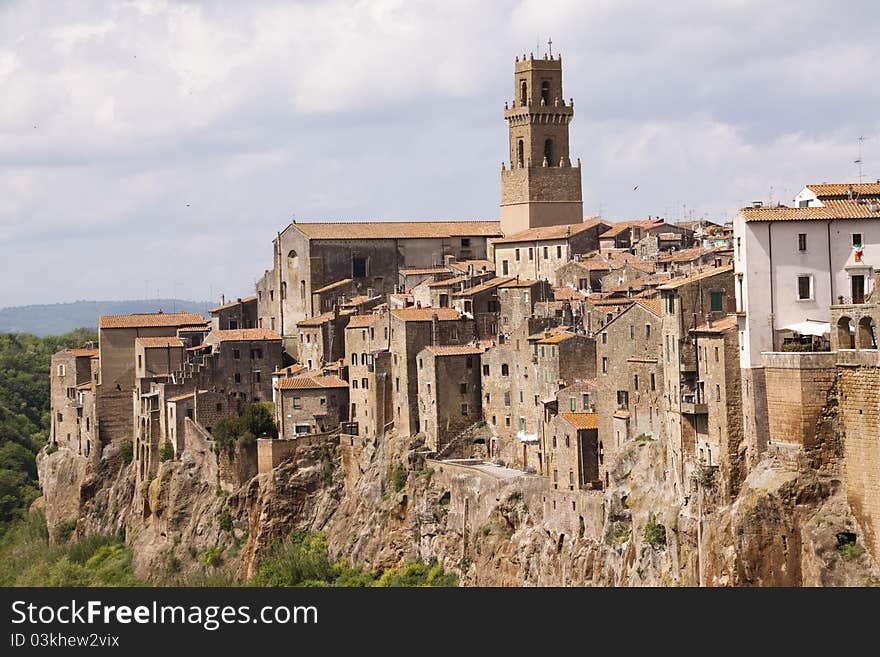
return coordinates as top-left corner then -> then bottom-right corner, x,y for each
2,0 -> 879,308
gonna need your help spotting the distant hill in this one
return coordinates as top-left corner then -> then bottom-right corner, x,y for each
0,299 -> 213,336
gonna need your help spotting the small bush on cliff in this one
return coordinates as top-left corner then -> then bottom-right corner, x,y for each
837,531 -> 865,561
159,440 -> 174,462
53,519 -> 77,544
608,521 -> 630,545
218,510 -> 233,532
118,438 -> 133,465
376,558 -> 458,587
643,515 -> 667,548
252,531 -> 375,587
214,402 -> 277,449
390,464 -> 408,492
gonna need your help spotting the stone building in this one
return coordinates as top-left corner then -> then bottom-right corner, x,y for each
498,278 -> 552,336
658,266 -> 735,487
274,375 -> 350,438
532,329 -> 596,403
545,412 -> 601,491
256,220 -> 501,343
492,219 -> 610,281
555,254 -> 614,292
202,328 -> 283,404
49,346 -> 98,455
389,307 -> 473,437
209,296 -> 257,331
451,276 -> 509,340
344,313 -> 393,440
690,315 -> 745,500
416,345 -> 484,452
595,298 -> 664,458
295,309 -> 353,370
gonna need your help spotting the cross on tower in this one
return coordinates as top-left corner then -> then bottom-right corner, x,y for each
547,37 -> 553,57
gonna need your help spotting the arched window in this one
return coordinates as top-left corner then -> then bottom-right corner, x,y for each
517,139 -> 524,168
857,316 -> 876,349
520,80 -> 527,106
351,353 -> 358,366
544,139 -> 554,166
541,80 -> 550,105
837,316 -> 855,349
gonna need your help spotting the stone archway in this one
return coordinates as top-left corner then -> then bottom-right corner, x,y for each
837,316 -> 855,349
857,316 -> 877,349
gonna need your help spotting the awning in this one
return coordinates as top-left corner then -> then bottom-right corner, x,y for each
776,320 -> 830,336
517,430 -> 539,444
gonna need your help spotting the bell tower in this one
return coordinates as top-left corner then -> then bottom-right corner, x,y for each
500,51 -> 583,235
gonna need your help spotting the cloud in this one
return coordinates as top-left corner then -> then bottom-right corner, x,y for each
1,0 -> 879,307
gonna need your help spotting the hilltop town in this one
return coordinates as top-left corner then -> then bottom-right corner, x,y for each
41,52 -> 880,585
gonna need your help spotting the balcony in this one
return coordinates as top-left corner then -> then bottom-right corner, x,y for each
680,394 -> 707,415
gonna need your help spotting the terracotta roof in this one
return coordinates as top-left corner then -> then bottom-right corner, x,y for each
599,218 -> 666,239
559,413 -> 599,430
492,218 -> 607,245
212,328 -> 281,341
297,310 -> 354,327
186,343 -> 210,351
423,345 -> 484,356
658,246 -> 724,263
453,276 -> 514,297
428,275 -> 468,288
290,220 -> 501,240
313,278 -> 353,294
691,315 -> 738,333
76,381 -> 93,390
208,296 -> 256,313
538,332 -> 577,345
805,183 -> 880,198
273,364 -> 307,376
562,255 -> 612,271
98,311 -> 205,329
604,273 -> 671,295
448,259 -> 495,273
341,295 -> 374,307
527,325 -> 570,341
399,267 -> 450,276
136,337 -> 184,349
553,286 -> 588,301
741,200 -> 880,222
657,265 -> 734,290
66,347 -> 98,358
605,252 -> 656,273
633,297 -> 662,317
498,278 -> 540,288
166,390 -> 208,403
346,314 -> 381,328
391,307 -> 461,322
276,375 -> 348,390
613,410 -> 631,420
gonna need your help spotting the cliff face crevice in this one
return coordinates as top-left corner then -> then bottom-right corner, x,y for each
37,415 -> 879,585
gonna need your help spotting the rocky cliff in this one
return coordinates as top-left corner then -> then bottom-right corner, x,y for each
36,416 -> 878,586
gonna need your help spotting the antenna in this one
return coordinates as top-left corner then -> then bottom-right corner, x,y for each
855,135 -> 866,183
547,37 -> 553,57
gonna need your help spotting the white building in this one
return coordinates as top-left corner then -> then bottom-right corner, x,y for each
733,181 -> 880,456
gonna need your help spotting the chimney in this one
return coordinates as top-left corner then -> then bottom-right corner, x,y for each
220,293 -> 225,305
752,201 -> 763,208
870,200 -> 880,213
431,313 -> 440,346
705,314 -> 712,328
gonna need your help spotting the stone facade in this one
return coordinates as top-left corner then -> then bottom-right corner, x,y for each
417,346 -> 484,452
275,375 -> 349,438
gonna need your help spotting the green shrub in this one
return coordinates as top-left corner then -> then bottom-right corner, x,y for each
390,464 -> 408,492
118,438 -> 133,465
53,519 -> 77,544
376,558 -> 458,587
214,403 -> 277,449
45,442 -> 58,455
159,440 -> 174,462
608,521 -> 630,545
199,546 -> 224,568
837,531 -> 864,561
643,514 -> 667,548
218,510 -> 233,532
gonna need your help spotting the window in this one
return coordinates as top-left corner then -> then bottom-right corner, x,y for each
353,257 -> 367,278
293,396 -> 302,409
601,332 -> 608,345
502,260 -> 509,276
461,403 -> 469,416
552,435 -> 557,448
483,364 -> 489,376
233,348 -> 240,360
137,354 -> 142,369
798,233 -> 807,252
797,275 -> 812,300
281,282 -> 287,299
56,412 -> 62,423
629,324 -> 635,339
583,394 -> 589,410
460,383 -> 468,394
569,397 -> 576,412
501,364 -> 509,376
426,383 -> 430,394
710,291 -> 723,312
664,294 -> 675,314
251,348 -> 263,359
528,247 -> 534,261
519,391 -> 524,403
320,397 -> 326,406
466,356 -> 473,368
520,81 -> 527,105
505,416 -> 511,427
601,357 -> 608,374
352,380 -> 359,389
853,233 -> 863,248
544,139 -> 554,166
665,335 -> 670,362
362,378 -> 368,389
736,237 -> 741,261
254,371 -> 261,383
395,378 -> 400,392
715,385 -> 721,402
461,238 -> 471,248
515,248 -> 521,262
234,373 -> 241,383
519,417 -> 526,431
557,245 -> 562,258
269,290 -> 274,301
650,373 -> 656,390
714,346 -> 719,362
543,246 -> 549,259
300,281 -> 306,299
646,324 -> 651,339
541,80 -> 550,105
504,392 -> 511,406
517,139 -> 524,167
216,403 -> 223,412
616,390 -> 629,407
565,435 -> 570,448
634,374 -> 639,390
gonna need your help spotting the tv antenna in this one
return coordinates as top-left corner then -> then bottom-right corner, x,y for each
855,135 -> 866,183
547,37 -> 553,57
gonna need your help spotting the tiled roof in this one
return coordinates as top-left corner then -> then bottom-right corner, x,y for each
538,332 -> 577,344
559,412 -> 599,430
297,310 -> 354,327
423,345 -> 484,356
76,381 -> 93,390
166,390 -> 208,403
492,218 -> 606,244
390,307 -> 461,322
400,267 -> 450,276
341,295 -> 374,307
498,278 -> 539,288
563,255 -> 612,271
136,337 -> 184,349
208,296 -> 256,313
657,265 -> 734,290
605,252 -> 656,273
741,200 -> 880,222
273,364 -> 307,376
599,218 -> 665,239
552,286 -> 588,301
98,311 -> 205,329
448,259 -> 495,273
805,183 -> 880,198
691,315 -> 738,333
633,297 -> 662,317
346,314 -> 381,328
276,375 -> 348,390
604,273 -> 671,295
453,276 -> 514,297
428,275 -> 468,288
290,220 -> 502,240
527,325 -> 570,341
212,328 -> 281,341
313,278 -> 353,294
66,347 -> 98,358
658,246 -> 723,263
